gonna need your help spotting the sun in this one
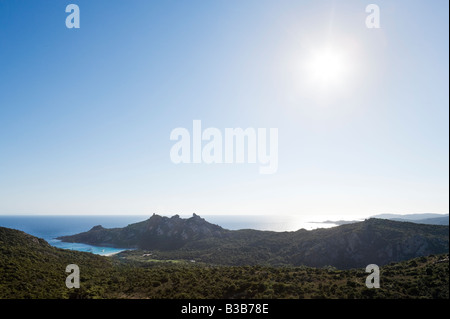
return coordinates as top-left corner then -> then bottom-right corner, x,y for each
306,46 -> 350,88
287,38 -> 361,105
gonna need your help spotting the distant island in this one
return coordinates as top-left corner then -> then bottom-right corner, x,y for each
57,214 -> 449,269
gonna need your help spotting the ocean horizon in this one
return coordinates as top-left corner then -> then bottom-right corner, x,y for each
0,214 -> 339,255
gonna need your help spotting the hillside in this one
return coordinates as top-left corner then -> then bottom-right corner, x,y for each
0,227 -> 113,298
390,216 -> 449,225
322,214 -> 449,226
371,213 -> 447,220
371,213 -> 449,225
58,215 -> 449,269
1,226 -> 448,299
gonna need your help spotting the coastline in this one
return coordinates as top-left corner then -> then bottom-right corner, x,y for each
102,250 -> 124,257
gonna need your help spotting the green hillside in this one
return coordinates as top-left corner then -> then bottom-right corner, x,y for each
0,227 -> 115,298
1,226 -> 448,299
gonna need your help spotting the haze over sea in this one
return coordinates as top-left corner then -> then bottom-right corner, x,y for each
0,215 -> 338,255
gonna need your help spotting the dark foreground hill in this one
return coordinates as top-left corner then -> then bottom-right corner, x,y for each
58,215 -> 449,269
0,227 -> 112,298
1,226 -> 448,299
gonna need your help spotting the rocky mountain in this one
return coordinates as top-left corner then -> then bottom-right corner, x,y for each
57,213 -> 228,250
58,215 -> 449,269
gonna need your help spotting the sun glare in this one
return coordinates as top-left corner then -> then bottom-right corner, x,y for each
306,47 -> 350,87
285,39 -> 362,108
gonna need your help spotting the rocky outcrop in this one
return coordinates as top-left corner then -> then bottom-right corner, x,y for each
57,213 -> 228,250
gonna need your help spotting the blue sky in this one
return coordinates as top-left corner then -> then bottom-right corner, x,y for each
0,0 -> 448,220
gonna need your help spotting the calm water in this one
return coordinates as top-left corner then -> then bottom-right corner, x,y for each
0,215 -> 337,255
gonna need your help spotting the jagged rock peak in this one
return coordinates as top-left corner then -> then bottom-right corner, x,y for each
147,213 -> 205,221
149,214 -> 163,221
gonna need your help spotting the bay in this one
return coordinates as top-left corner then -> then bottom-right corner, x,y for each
0,214 -> 338,255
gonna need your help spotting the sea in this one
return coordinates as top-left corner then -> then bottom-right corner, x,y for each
0,215 -> 338,256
